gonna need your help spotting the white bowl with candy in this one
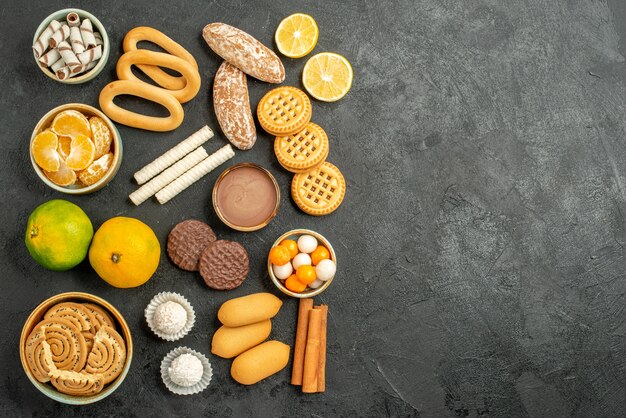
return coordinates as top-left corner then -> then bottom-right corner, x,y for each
32,8 -> 109,84
268,229 -> 337,298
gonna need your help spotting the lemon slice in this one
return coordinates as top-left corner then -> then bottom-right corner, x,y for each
302,52 -> 353,102
275,13 -> 319,58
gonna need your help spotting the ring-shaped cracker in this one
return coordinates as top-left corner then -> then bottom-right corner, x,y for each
99,80 -> 184,132
123,26 -> 198,91
116,50 -> 201,103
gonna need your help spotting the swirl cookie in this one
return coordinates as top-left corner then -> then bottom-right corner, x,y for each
167,220 -> 217,271
49,369 -> 105,396
198,240 -> 249,290
274,122 -> 329,173
85,326 -> 127,384
291,162 -> 346,216
257,87 -> 312,136
82,303 -> 116,330
25,328 -> 56,382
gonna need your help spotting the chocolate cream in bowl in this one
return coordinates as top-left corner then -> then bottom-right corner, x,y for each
214,164 -> 279,230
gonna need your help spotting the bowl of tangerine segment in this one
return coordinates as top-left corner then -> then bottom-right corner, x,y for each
268,229 -> 337,298
30,103 -> 122,194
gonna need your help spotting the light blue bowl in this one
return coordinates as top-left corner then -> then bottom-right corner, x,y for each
32,8 -> 110,84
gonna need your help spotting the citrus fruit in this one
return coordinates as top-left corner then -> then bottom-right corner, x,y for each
65,134 -> 95,171
78,152 -> 114,186
302,52 -> 353,102
25,199 -> 93,271
285,274 -> 306,292
89,217 -> 160,288
44,160 -> 77,187
279,239 -> 298,258
51,110 -> 91,139
269,245 -> 291,266
275,13 -> 318,58
31,130 -> 61,172
89,116 -> 112,159
57,136 -> 72,160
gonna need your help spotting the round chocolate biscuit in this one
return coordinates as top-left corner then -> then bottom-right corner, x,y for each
167,220 -> 217,271
198,240 -> 249,290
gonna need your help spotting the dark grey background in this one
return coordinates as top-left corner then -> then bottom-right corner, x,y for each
2,0 -> 626,416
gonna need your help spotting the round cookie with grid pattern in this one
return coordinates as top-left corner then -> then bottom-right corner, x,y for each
291,161 -> 346,216
274,122 -> 329,173
257,86 -> 312,136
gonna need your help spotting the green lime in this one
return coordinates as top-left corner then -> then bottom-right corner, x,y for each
25,199 -> 93,271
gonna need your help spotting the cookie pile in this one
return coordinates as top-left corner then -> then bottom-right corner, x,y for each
167,220 -> 249,290
24,301 -> 126,396
257,86 -> 346,216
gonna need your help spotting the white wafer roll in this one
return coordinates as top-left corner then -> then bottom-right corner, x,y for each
56,67 -> 71,80
70,26 -> 85,54
94,32 -> 103,47
57,41 -> 81,70
134,126 -> 214,184
66,12 -> 80,27
70,61 -> 97,77
38,48 -> 61,67
80,19 -> 97,49
155,145 -> 235,204
49,24 -> 70,49
129,147 -> 209,205
51,58 -> 66,72
77,45 -> 101,65
33,20 -> 62,57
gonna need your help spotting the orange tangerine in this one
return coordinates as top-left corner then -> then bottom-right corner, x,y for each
269,245 -> 291,266
285,274 -> 306,292
310,245 -> 330,265
279,239 -> 298,258
295,265 -> 316,285
51,110 -> 91,139
65,134 -> 95,171
57,136 -> 72,160
89,116 -> 112,159
32,130 -> 61,172
78,153 -> 113,186
44,160 -> 77,186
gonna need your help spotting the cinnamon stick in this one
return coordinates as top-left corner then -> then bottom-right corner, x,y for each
291,298 -> 314,385
302,308 -> 322,393
315,305 -> 328,392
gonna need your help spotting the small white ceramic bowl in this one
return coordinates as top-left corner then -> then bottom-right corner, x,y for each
268,229 -> 337,298
30,103 -> 122,194
33,8 -> 109,84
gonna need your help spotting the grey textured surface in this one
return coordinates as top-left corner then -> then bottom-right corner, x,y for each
1,0 -> 626,416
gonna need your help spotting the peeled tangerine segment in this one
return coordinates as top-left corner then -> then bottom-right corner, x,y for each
32,130 -> 61,172
51,110 -> 91,139
44,160 -> 77,186
89,116 -> 112,159
78,152 -> 113,186
302,52 -> 353,102
65,134 -> 95,171
57,136 -> 72,160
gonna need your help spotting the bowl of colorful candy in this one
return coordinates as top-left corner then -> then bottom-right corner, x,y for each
268,229 -> 337,298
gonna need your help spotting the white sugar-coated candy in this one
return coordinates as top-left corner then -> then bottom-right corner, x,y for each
316,259 -> 336,282
309,279 -> 324,289
297,235 -> 318,254
273,262 -> 293,280
292,253 -> 312,270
